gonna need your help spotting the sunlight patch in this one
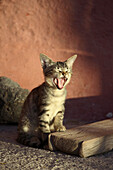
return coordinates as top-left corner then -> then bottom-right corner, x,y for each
23,125 -> 29,132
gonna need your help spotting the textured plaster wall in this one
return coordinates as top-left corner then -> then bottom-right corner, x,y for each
0,0 -> 113,121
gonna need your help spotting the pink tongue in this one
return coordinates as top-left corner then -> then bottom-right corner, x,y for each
57,79 -> 64,89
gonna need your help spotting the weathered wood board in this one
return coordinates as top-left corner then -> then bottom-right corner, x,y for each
48,119 -> 113,157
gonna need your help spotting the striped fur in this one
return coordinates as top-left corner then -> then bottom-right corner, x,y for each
17,54 -> 77,148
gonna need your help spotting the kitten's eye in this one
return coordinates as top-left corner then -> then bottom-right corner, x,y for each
64,70 -> 68,74
55,68 -> 59,72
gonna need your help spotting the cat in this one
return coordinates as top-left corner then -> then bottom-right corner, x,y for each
17,53 -> 77,148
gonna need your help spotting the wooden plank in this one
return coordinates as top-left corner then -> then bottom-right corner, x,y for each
48,119 -> 113,157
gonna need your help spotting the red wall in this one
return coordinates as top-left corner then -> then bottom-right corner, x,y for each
0,0 -> 113,122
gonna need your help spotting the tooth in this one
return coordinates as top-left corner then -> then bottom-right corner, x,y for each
54,78 -> 57,84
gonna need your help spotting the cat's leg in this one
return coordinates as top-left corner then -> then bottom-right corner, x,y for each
54,110 -> 66,132
39,113 -> 51,133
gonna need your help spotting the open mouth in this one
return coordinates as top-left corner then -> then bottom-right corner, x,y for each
53,78 -> 67,89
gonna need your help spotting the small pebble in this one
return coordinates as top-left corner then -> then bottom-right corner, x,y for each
106,112 -> 113,118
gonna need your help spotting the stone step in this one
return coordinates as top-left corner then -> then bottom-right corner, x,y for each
48,118 -> 113,157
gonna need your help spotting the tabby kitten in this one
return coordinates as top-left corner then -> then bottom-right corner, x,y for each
17,54 -> 77,148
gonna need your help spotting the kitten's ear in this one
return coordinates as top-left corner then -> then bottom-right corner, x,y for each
40,53 -> 54,69
66,54 -> 77,69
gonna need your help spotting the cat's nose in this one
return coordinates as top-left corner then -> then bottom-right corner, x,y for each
62,72 -> 66,76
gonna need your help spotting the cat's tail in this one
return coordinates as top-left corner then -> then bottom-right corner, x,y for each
16,132 -> 49,148
16,133 -> 42,148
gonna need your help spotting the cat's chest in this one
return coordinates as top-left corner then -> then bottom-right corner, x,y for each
49,95 -> 65,108
50,91 -> 65,101
47,91 -> 66,118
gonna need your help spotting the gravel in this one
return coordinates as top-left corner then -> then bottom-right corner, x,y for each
0,125 -> 113,170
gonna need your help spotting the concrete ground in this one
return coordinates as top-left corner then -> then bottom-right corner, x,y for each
0,125 -> 113,170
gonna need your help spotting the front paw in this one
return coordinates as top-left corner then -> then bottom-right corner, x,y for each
56,125 -> 66,132
43,129 -> 51,133
39,125 -> 51,134
40,128 -> 51,134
